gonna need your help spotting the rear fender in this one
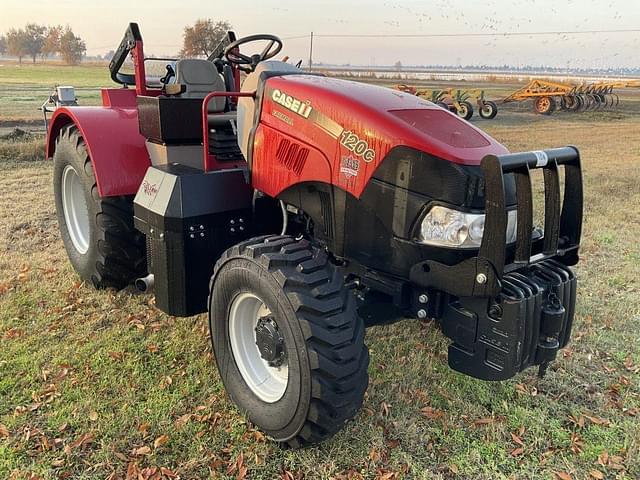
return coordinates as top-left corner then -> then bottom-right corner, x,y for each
46,106 -> 150,197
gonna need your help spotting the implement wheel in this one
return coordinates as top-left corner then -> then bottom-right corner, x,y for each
209,235 -> 369,447
456,101 -> 474,120
534,96 -> 556,115
479,101 -> 498,119
53,125 -> 146,289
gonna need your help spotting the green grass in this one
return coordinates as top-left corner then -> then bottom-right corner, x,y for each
0,62 -> 108,121
0,65 -> 639,479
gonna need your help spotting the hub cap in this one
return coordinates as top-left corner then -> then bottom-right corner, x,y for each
61,165 -> 90,254
228,293 -> 289,403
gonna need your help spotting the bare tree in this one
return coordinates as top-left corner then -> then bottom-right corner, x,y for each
0,36 -> 6,57
59,27 -> 86,65
180,19 -> 232,58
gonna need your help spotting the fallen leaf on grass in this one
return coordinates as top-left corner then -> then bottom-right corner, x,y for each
226,452 -> 247,480
589,470 -> 604,479
369,447 -> 381,463
174,413 -> 192,429
138,423 -> 151,434
473,417 -> 495,427
0,424 -> 9,438
420,406 -> 445,420
376,471 -> 398,480
153,434 -> 169,449
583,414 -> 610,426
64,432 -> 94,454
511,432 -> 525,447
570,432 -> 584,454
160,467 -> 178,478
88,411 -> 98,422
597,451 -> 609,467
449,464 -> 459,474
132,445 -> 151,456
554,472 -> 572,480
510,447 -> 524,457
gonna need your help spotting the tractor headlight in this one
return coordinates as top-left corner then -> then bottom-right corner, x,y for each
417,206 -> 517,248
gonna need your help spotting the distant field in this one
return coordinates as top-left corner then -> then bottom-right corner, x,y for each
0,63 -> 639,479
0,62 -> 108,122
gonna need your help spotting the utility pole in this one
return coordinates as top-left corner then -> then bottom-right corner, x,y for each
309,32 -> 314,71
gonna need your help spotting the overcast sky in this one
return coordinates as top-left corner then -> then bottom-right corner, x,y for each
1,0 -> 639,68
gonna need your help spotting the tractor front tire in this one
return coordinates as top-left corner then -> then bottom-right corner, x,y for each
53,125 -> 146,289
209,235 -> 369,447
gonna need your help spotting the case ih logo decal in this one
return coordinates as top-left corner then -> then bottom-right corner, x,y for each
142,180 -> 159,197
340,130 -> 376,163
340,155 -> 360,178
271,89 -> 313,119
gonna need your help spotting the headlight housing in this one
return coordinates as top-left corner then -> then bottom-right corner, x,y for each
417,205 -> 517,248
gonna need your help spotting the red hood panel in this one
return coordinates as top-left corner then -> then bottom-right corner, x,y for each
252,74 -> 509,198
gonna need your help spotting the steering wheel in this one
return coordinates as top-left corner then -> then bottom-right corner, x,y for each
224,34 -> 283,72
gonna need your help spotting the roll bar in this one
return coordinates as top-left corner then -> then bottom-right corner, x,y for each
108,23 -> 143,87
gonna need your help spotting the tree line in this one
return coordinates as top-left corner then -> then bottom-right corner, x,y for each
0,24 -> 86,65
0,19 -> 232,65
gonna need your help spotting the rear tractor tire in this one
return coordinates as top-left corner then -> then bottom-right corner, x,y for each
209,235 -> 369,447
53,125 -> 146,289
456,101 -> 474,120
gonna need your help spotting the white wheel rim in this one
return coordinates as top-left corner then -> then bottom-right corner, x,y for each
61,165 -> 90,255
228,293 -> 289,403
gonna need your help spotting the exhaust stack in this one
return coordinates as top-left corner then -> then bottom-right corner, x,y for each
135,274 -> 154,293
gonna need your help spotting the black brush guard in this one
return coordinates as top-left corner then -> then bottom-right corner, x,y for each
411,147 -> 583,380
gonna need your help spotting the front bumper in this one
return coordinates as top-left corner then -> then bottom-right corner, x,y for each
410,147 -> 583,380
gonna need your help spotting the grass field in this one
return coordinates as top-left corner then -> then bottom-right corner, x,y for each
0,63 -> 639,480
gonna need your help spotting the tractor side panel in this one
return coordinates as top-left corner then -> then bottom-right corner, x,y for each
46,106 -> 150,197
251,123 -> 332,198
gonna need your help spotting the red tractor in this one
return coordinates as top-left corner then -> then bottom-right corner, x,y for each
45,24 -> 583,447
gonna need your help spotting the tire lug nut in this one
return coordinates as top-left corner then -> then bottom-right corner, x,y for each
417,309 -> 427,319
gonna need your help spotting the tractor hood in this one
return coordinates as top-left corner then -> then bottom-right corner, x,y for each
251,70 -> 510,199
259,74 -> 509,167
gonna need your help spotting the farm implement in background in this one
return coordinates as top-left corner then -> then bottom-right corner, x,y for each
503,78 -> 640,115
395,84 -> 498,120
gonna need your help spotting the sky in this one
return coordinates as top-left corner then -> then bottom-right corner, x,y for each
1,0 -> 639,68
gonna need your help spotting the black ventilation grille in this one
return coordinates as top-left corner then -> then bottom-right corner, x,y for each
275,138 -> 309,176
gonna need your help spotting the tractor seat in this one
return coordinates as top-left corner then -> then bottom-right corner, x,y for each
175,59 -> 227,113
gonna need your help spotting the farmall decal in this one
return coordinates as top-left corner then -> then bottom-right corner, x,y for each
340,155 -> 360,178
271,89 -> 313,118
142,180 -> 159,197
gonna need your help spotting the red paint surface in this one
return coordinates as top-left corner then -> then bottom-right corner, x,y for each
252,75 -> 509,198
46,89 -> 150,197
